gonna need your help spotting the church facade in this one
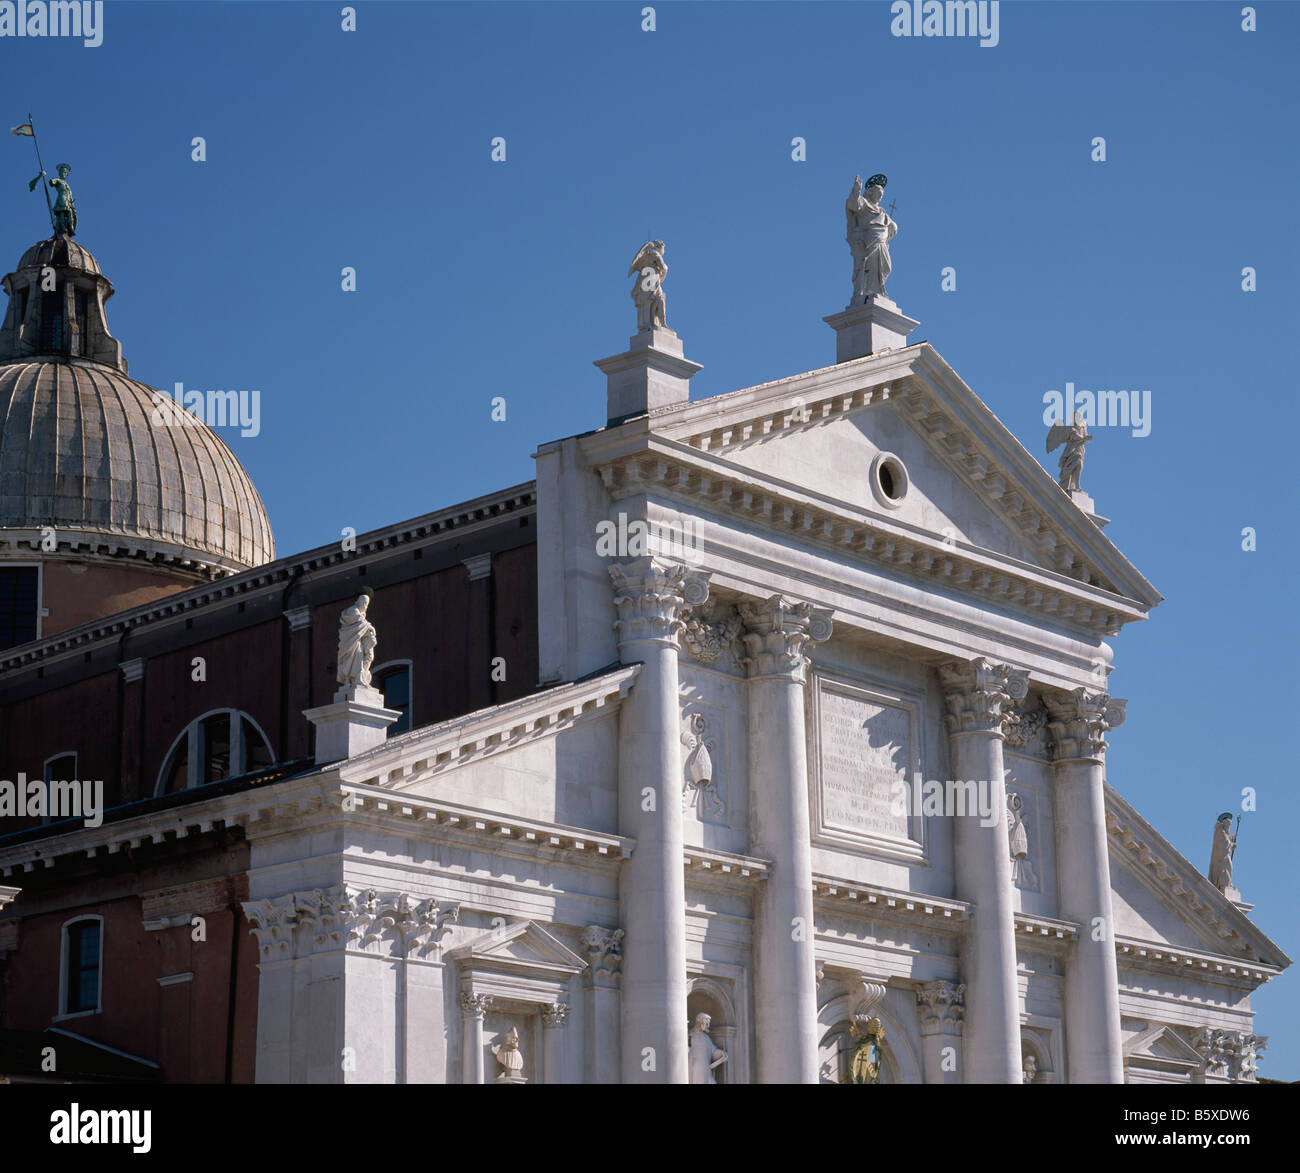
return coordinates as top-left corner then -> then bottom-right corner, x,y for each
0,190 -> 1288,1084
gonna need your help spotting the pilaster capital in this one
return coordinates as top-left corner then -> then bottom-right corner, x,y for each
459,991 -> 493,1019
541,1002 -> 570,1029
1043,688 -> 1127,761
609,558 -> 710,647
1194,1028 -> 1265,1081
119,657 -> 146,684
938,657 -> 1029,736
581,924 -> 624,988
736,594 -> 833,682
283,605 -> 313,632
915,980 -> 966,1036
242,886 -> 459,961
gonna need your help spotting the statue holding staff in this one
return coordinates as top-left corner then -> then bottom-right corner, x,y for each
846,173 -> 897,304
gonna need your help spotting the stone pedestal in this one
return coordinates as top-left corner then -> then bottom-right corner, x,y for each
304,685 -> 402,765
1068,488 -> 1110,529
610,559 -> 710,1083
939,657 -> 1027,1084
1045,688 -> 1126,1084
740,594 -> 833,1084
823,297 -> 920,363
596,327 -> 702,425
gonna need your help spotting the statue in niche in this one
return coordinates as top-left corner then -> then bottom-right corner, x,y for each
688,1012 -> 727,1083
846,173 -> 897,304
681,713 -> 724,817
1007,792 -> 1036,888
1208,811 -> 1238,896
336,588 -> 377,688
492,1026 -> 526,1083
628,239 -> 668,331
1023,1053 -> 1038,1084
1046,412 -> 1091,493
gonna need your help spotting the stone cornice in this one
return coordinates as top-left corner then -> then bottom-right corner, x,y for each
683,846 -> 771,884
591,341 -> 1160,611
590,440 -> 1147,638
811,875 -> 970,926
1014,913 -> 1080,948
1115,936 -> 1282,987
338,664 -> 641,788
0,481 -> 537,673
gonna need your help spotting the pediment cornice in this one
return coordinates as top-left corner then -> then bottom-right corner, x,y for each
593,439 -> 1147,637
584,341 -> 1161,623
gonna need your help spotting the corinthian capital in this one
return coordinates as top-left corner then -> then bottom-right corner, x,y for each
736,594 -> 833,682
609,558 -> 710,647
915,980 -> 966,1036
1043,688 -> 1126,761
938,657 -> 1030,736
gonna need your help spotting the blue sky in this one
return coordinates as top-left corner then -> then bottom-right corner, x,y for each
3,0 -> 1297,1078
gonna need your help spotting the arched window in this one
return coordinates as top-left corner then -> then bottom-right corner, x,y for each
156,710 -> 275,795
373,660 -> 412,736
59,914 -> 102,1018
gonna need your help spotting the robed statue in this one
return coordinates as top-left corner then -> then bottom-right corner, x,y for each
1208,812 -> 1237,895
848,1014 -> 885,1084
846,174 -> 897,304
336,590 -> 377,688
628,239 -> 668,331
688,1012 -> 728,1083
1046,412 -> 1091,493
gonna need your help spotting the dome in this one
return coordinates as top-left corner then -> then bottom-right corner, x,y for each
0,359 -> 275,571
17,236 -> 102,276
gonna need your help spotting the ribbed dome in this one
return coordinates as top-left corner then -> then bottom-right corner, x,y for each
17,236 -> 101,276
0,360 -> 275,570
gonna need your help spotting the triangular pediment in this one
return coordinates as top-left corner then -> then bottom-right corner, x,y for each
447,920 -> 587,978
1106,786 -> 1290,971
1124,1024 -> 1204,1067
603,342 -> 1163,625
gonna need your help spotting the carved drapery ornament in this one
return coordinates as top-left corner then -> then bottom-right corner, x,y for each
737,594 -> 833,683
243,886 -> 458,961
681,711 -> 724,816
1043,688 -> 1127,761
609,559 -> 710,646
938,658 -> 1030,736
915,980 -> 966,1036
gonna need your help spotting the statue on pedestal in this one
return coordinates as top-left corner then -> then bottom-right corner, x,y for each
1208,812 -> 1238,896
336,589 -> 377,688
628,239 -> 668,331
688,1012 -> 727,1083
1046,411 -> 1091,493
846,174 -> 897,305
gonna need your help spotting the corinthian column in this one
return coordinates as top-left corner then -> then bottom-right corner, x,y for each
1044,688 -> 1126,1083
739,594 -> 833,1084
609,558 -> 710,1084
938,657 -> 1028,1084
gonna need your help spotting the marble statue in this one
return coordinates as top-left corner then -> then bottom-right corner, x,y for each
628,240 -> 668,331
492,1025 -> 526,1083
336,590 -> 377,688
846,174 -> 897,304
1007,792 -> 1036,888
688,1012 -> 727,1083
50,163 -> 76,236
1023,1053 -> 1038,1084
1208,812 -> 1237,895
1046,412 -> 1091,493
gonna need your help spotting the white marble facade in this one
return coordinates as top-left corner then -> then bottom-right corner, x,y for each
239,304 -> 1288,1085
